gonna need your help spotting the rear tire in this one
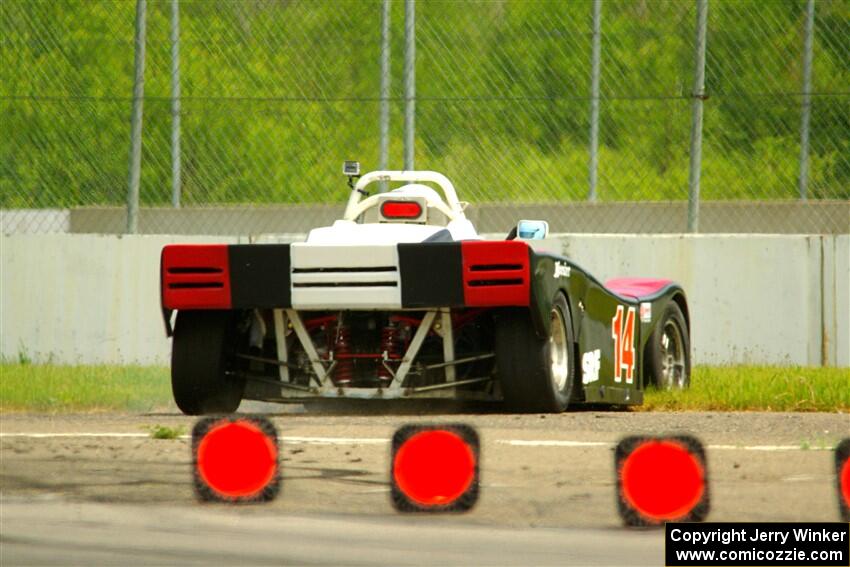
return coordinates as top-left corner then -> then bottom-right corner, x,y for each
171,310 -> 245,415
495,294 -> 576,413
645,302 -> 690,390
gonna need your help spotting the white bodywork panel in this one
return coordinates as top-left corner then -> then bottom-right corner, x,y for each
293,171 -> 480,309
290,243 -> 402,309
291,243 -> 398,268
305,219 -> 479,244
306,220 -> 444,245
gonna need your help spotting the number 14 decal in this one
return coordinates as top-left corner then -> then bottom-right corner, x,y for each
611,305 -> 636,384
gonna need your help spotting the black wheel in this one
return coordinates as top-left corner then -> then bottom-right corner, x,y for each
495,294 -> 576,413
645,302 -> 690,390
171,310 -> 245,415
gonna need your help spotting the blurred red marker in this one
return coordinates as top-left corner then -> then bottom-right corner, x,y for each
615,435 -> 709,526
391,424 -> 479,512
192,416 -> 280,503
837,438 -> 850,521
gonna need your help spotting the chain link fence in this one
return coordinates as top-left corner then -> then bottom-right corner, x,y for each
1,0 -> 848,235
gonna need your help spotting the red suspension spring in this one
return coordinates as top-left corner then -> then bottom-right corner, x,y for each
333,326 -> 354,385
377,324 -> 403,382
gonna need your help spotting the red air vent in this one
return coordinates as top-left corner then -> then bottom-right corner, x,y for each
161,244 -> 231,309
381,200 -> 423,220
461,241 -> 530,306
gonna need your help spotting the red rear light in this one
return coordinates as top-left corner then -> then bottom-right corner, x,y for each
381,200 -> 423,219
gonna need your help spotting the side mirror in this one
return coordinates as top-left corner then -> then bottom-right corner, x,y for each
516,220 -> 549,240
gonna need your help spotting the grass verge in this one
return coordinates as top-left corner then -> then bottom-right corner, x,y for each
639,365 -> 850,412
0,363 -> 847,413
147,424 -> 186,439
0,364 -> 172,413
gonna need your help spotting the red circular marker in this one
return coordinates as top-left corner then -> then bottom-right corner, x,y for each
841,457 -> 850,508
393,429 -> 476,506
621,440 -> 705,521
196,420 -> 277,498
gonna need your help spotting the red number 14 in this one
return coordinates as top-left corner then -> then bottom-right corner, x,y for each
611,305 -> 636,384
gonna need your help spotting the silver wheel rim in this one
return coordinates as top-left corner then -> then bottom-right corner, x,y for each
659,320 -> 686,389
549,307 -> 569,392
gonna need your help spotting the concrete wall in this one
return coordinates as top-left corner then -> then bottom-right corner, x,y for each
1,233 -> 847,366
557,234 -> 849,367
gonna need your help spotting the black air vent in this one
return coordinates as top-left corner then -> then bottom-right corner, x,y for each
168,282 -> 224,289
469,264 -> 523,272
467,279 -> 524,287
167,267 -> 223,274
292,266 -> 397,273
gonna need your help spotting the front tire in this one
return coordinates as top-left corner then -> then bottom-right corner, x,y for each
171,310 -> 245,415
495,294 -> 576,413
645,302 -> 691,390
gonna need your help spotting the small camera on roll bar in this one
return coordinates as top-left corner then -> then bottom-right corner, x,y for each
343,161 -> 361,177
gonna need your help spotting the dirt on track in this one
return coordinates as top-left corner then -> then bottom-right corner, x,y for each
2,408 -> 848,528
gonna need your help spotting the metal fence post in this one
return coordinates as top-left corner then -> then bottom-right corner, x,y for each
588,0 -> 601,202
379,0 -> 391,190
170,0 -> 182,208
798,0 -> 814,201
125,0 -> 147,233
687,0 -> 708,233
403,0 -> 415,171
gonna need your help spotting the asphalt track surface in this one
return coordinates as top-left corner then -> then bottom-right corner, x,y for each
2,405 -> 848,566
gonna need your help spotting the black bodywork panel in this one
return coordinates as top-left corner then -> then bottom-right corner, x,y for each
398,242 -> 465,307
527,248 -> 688,405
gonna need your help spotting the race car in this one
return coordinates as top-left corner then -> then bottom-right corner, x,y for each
160,166 -> 691,415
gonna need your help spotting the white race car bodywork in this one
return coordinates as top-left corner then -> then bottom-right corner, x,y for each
293,171 -> 480,310
260,171 -> 483,399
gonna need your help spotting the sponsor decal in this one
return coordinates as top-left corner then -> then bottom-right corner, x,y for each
582,349 -> 601,384
640,302 -> 652,323
553,261 -> 571,279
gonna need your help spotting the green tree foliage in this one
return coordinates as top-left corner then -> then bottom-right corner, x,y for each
1,0 -> 847,209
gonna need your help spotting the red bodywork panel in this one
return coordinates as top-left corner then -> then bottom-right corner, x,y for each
461,241 -> 530,306
605,278 -> 672,301
161,244 -> 232,310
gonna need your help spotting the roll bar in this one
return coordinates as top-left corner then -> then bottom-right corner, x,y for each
344,170 -> 466,221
